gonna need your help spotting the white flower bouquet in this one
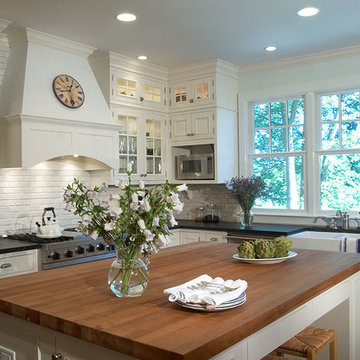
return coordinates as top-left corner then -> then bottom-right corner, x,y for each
64,170 -> 187,297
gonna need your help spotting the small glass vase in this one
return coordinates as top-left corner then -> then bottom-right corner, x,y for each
108,246 -> 149,298
240,210 -> 254,228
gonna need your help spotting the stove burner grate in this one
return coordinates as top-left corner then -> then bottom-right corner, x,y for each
6,233 -> 74,244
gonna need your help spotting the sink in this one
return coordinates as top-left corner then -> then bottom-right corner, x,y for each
288,231 -> 360,251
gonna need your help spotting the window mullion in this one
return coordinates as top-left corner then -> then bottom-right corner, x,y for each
305,92 -> 317,216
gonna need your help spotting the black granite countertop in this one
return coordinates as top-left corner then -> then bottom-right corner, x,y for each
174,220 -> 360,237
174,220 -> 306,236
0,238 -> 41,255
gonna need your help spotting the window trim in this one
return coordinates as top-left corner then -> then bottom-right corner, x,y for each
247,89 -> 360,217
249,96 -> 307,214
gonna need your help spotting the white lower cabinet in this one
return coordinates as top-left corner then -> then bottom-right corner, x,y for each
168,229 -> 228,247
180,230 -> 202,244
0,249 -> 39,279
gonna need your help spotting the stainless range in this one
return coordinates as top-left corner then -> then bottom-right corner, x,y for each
7,230 -> 116,270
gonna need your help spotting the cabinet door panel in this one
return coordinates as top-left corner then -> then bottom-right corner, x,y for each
192,111 -> 214,139
193,78 -> 214,105
0,325 -> 38,360
171,113 -> 191,140
171,82 -> 190,108
180,231 -> 200,244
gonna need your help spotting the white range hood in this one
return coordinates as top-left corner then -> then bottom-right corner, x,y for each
0,28 -> 119,169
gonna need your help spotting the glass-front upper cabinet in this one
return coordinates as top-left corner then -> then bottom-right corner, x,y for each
146,119 -> 163,176
170,78 -> 214,109
111,71 -> 140,104
114,108 -> 166,182
111,71 -> 166,110
117,115 -> 138,174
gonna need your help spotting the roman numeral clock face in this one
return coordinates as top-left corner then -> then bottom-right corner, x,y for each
52,74 -> 85,108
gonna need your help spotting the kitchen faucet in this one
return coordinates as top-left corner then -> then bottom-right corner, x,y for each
335,209 -> 350,230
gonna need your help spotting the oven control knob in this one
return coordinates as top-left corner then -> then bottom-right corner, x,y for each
96,243 -> 105,251
51,251 -> 60,260
64,249 -> 73,258
107,244 -> 115,251
86,244 -> 95,253
75,246 -> 84,254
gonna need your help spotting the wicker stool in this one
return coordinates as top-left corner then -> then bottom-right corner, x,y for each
276,326 -> 337,360
262,355 -> 291,360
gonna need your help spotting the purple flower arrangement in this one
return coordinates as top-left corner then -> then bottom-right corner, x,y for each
226,176 -> 265,226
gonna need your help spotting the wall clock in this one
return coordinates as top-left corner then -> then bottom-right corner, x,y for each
52,74 -> 85,108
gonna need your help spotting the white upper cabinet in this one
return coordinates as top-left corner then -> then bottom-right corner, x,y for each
170,77 -> 215,109
111,71 -> 167,111
89,52 -> 168,112
170,110 -> 215,142
112,107 -> 166,182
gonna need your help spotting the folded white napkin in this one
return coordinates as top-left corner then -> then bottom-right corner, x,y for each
340,237 -> 360,253
163,274 -> 248,309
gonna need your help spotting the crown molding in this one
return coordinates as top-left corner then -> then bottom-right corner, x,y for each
0,18 -> 12,33
0,33 -> 8,47
89,51 -> 168,81
238,45 -> 360,75
7,28 -> 96,57
168,58 -> 239,81
2,113 -> 121,130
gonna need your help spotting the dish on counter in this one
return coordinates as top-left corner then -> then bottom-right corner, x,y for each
232,251 -> 297,264
175,293 -> 246,312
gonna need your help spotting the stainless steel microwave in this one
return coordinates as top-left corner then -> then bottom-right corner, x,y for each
176,153 -> 214,180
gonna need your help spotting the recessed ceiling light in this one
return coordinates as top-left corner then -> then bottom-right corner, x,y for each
116,13 -> 136,22
265,46 -> 277,52
137,55 -> 148,60
297,7 -> 319,17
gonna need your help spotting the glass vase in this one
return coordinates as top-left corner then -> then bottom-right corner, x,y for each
240,209 -> 254,228
108,246 -> 149,298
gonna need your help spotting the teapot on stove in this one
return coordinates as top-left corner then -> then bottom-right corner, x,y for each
36,207 -> 63,238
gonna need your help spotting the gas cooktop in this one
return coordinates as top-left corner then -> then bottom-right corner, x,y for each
6,233 -> 74,244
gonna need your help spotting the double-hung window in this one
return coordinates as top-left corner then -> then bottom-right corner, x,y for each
318,91 -> 360,211
250,97 -> 305,210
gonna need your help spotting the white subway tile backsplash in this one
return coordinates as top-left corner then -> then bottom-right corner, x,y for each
177,184 -> 241,223
0,168 -> 90,234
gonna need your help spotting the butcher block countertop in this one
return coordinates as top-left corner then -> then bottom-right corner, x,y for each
0,243 -> 359,360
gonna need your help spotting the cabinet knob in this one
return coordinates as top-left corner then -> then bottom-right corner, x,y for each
189,98 -> 194,103
209,237 -> 218,242
0,263 -> 12,269
52,353 -> 63,360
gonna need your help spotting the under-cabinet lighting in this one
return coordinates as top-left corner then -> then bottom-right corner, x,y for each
116,13 -> 137,22
73,153 -> 79,158
137,55 -> 148,60
297,7 -> 319,17
265,45 -> 277,52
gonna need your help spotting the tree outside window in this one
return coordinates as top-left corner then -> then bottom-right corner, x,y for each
320,91 -> 360,211
251,98 -> 305,210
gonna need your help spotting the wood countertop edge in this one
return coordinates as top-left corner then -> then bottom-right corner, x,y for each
1,262 -> 359,360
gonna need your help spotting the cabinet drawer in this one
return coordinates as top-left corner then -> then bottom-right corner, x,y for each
0,250 -> 38,278
179,231 -> 202,244
204,232 -> 227,243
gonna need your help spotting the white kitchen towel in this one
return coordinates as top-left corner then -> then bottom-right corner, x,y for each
163,274 -> 248,308
164,274 -> 213,303
340,237 -> 360,253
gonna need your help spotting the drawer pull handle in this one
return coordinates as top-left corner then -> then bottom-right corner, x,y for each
209,237 -> 218,242
52,353 -> 63,360
0,263 -> 12,269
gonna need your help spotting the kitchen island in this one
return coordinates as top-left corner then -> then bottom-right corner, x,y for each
0,242 -> 359,360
